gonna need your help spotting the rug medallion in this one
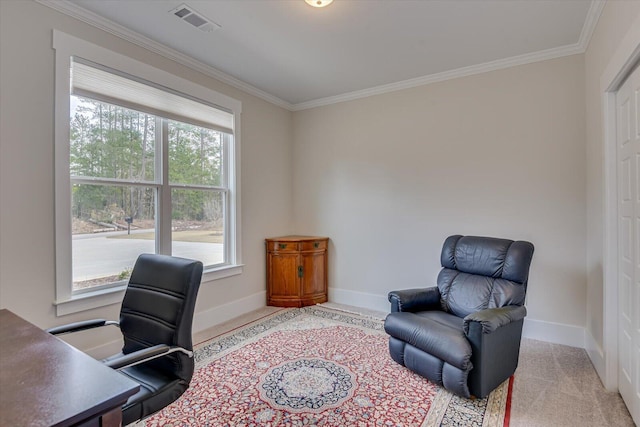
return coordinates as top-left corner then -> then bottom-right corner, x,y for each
136,306 -> 510,426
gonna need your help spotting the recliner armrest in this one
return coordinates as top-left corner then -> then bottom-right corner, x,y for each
388,287 -> 441,312
103,344 -> 194,370
463,305 -> 527,335
46,319 -> 119,335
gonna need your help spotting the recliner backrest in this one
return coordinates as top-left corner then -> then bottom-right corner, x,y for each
438,235 -> 534,318
119,253 -> 203,382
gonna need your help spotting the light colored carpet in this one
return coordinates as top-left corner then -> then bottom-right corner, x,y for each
511,338 -> 634,426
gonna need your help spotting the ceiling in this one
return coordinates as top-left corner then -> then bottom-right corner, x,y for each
53,0 -> 600,110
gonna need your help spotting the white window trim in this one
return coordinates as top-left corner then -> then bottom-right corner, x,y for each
53,30 -> 243,316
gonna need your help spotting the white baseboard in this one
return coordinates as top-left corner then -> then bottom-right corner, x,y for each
522,317 -> 585,348
84,291 -> 268,359
328,287 -> 389,313
585,329 -> 606,383
192,291 -> 267,333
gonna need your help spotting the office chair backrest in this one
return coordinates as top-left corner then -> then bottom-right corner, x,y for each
437,235 -> 534,318
119,253 -> 203,382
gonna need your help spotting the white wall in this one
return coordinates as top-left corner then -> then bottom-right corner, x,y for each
584,0 -> 640,384
293,55 -> 587,344
3,0 -> 640,359
0,0 -> 293,355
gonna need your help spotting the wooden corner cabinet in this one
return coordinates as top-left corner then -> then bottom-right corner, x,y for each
266,235 -> 329,307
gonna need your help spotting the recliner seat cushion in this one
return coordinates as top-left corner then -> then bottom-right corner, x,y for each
413,310 -> 464,330
384,312 -> 471,371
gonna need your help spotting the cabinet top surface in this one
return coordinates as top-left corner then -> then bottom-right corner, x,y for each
265,235 -> 328,242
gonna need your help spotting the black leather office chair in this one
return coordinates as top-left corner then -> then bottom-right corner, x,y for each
47,253 -> 203,425
384,235 -> 534,398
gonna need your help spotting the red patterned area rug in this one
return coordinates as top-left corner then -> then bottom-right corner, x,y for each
136,306 -> 512,426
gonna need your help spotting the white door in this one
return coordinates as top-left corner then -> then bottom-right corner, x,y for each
617,62 -> 640,424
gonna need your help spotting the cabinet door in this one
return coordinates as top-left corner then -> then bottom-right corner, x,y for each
268,252 -> 300,299
301,251 -> 326,298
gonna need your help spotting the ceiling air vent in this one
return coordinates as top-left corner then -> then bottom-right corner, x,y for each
169,3 -> 221,32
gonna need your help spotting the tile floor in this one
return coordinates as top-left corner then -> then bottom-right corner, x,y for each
192,305 -> 636,426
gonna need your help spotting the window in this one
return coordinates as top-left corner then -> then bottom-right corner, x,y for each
54,31 -> 242,315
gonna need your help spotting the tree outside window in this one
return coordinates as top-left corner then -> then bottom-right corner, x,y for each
70,97 -> 228,291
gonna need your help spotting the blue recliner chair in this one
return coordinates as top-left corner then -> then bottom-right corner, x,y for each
384,235 -> 534,398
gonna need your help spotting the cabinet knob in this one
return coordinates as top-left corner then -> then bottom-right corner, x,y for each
298,265 -> 304,278
314,242 -> 320,248
279,243 -> 287,249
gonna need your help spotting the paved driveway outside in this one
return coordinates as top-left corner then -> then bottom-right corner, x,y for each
72,231 -> 223,281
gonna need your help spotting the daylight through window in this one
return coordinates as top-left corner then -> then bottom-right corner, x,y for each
69,59 -> 234,292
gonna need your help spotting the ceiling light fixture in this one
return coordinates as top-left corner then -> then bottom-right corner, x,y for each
305,0 -> 333,8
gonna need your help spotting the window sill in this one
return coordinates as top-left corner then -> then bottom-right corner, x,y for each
202,263 -> 244,283
54,264 -> 244,317
54,285 -> 127,317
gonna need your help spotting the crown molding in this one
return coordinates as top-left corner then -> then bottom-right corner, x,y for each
292,0 -> 605,111
291,43 -> 584,111
577,0 -> 606,52
35,0 -> 295,111
36,0 -> 605,113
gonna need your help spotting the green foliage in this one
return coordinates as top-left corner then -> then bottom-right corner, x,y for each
70,97 -> 224,224
118,268 -> 132,280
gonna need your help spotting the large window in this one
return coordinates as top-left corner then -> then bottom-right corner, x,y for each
70,96 -> 229,291
54,31 -> 242,315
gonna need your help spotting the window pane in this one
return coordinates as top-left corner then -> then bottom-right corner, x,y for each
171,189 -> 224,267
70,96 -> 156,181
168,120 -> 223,186
72,183 -> 156,291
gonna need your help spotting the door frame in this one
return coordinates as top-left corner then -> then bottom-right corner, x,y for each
602,14 -> 640,391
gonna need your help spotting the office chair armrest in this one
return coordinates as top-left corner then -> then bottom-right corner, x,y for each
104,344 -> 194,370
388,287 -> 441,312
463,305 -> 527,335
46,319 -> 119,335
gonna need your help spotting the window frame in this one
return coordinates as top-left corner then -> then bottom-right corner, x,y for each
53,30 -> 243,316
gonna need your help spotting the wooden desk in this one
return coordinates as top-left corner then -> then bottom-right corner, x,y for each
0,309 -> 139,427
